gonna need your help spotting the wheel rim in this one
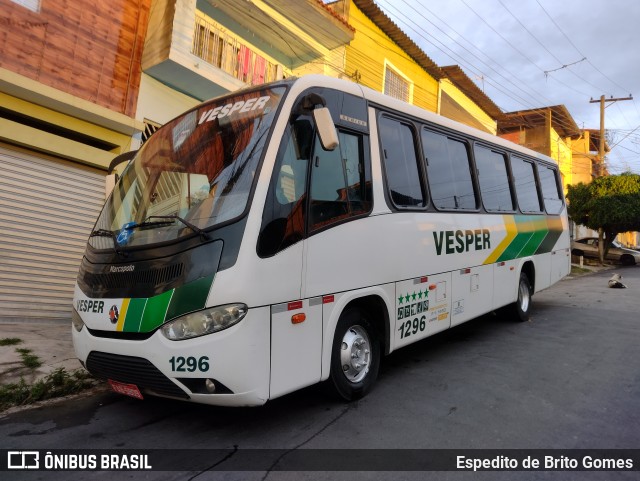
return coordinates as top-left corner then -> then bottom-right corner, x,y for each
340,325 -> 371,383
518,278 -> 530,312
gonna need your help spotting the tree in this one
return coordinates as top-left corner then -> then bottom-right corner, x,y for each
566,173 -> 640,264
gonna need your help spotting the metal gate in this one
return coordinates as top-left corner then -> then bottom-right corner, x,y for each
0,146 -> 105,322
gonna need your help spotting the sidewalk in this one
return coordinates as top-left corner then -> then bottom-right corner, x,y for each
0,321 -> 83,386
567,258 -> 617,278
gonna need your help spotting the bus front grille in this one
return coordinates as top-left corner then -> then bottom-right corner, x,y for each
86,351 -> 189,400
80,263 -> 184,294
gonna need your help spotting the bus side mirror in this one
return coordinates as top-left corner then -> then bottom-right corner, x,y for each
313,107 -> 339,151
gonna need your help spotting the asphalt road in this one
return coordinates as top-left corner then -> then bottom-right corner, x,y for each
2,266 -> 639,481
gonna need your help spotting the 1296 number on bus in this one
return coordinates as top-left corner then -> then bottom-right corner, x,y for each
169,356 -> 210,372
398,316 -> 426,339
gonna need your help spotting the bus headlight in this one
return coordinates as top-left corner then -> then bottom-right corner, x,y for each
72,309 -> 85,332
160,304 -> 248,341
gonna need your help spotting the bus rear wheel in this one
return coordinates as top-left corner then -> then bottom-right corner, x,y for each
329,308 -> 380,401
508,271 -> 532,322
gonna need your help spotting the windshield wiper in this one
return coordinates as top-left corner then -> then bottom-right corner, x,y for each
143,215 -> 210,241
89,229 -> 128,257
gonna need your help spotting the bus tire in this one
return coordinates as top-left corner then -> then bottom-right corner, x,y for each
508,271 -> 532,322
328,307 -> 380,401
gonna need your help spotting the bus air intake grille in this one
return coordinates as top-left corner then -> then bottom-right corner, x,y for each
86,351 -> 189,399
82,263 -> 184,294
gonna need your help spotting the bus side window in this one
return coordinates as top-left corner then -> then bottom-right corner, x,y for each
378,116 -> 425,208
309,130 -> 371,232
511,156 -> 543,213
422,129 -> 477,210
538,165 -> 563,214
257,118 -> 313,257
474,145 -> 515,212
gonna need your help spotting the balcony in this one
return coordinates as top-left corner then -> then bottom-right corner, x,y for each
209,0 -> 354,62
192,14 -> 283,87
141,0 -> 353,101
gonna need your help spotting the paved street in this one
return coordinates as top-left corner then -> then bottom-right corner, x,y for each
2,266 -> 639,480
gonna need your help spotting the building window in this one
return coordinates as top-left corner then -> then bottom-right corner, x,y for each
142,119 -> 161,145
384,63 -> 412,103
192,13 -> 282,86
11,0 -> 40,12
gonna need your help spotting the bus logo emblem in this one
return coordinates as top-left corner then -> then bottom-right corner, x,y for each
109,305 -> 119,324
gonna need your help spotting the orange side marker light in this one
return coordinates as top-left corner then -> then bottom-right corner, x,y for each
291,313 -> 306,324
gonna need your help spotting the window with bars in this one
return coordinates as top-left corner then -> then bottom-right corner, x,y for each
135,120 -> 181,215
142,120 -> 161,145
384,66 -> 411,103
192,13 -> 282,86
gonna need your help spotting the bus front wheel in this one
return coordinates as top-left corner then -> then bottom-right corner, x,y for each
329,308 -> 380,401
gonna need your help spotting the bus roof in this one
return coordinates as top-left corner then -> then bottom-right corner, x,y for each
289,75 -> 558,168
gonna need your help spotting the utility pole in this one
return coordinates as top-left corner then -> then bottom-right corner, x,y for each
589,94 -> 633,176
588,94 -> 633,263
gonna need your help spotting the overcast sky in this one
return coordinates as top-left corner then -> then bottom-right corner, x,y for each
374,0 -> 640,175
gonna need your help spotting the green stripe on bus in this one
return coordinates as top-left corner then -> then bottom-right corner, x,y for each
164,274 -> 215,322
518,216 -> 549,257
497,216 -> 534,262
535,216 -> 564,254
139,289 -> 174,333
123,298 -> 147,332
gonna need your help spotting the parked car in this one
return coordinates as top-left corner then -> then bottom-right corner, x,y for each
571,237 -> 640,265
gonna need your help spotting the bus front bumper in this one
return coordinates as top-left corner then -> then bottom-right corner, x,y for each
72,307 -> 271,407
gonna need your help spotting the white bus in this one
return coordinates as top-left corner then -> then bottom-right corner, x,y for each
72,75 -> 570,406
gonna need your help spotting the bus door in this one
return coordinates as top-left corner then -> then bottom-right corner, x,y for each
259,112 -> 324,399
301,89 -> 372,278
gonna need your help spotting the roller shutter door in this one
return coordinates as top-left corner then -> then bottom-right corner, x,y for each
0,146 -> 105,322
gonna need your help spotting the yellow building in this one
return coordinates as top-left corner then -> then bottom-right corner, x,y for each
332,0 -> 502,133
342,0 -> 442,112
572,129 -> 609,180
439,65 -> 502,135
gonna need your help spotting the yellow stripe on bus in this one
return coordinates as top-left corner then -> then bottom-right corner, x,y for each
483,215 -> 517,264
116,298 -> 130,332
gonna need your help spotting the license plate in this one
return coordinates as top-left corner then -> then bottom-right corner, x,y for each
108,379 -> 144,400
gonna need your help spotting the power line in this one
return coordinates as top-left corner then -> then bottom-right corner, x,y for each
543,57 -> 586,77
534,0 -> 633,95
375,0 -> 596,137
376,0 -> 542,109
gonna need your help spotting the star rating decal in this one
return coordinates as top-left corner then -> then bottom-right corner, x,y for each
398,289 -> 429,304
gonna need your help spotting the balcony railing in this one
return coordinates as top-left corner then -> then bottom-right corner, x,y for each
192,15 -> 282,86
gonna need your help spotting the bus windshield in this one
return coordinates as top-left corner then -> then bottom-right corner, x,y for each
89,86 -> 286,250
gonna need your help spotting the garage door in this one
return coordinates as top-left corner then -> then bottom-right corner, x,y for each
0,146 -> 106,322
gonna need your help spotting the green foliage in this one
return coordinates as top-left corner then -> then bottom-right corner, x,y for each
0,338 -> 23,346
0,368 -> 98,412
15,348 -> 42,369
567,173 -> 640,249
